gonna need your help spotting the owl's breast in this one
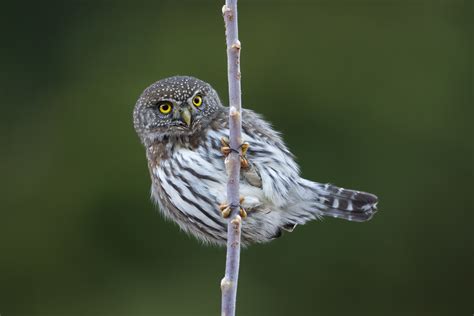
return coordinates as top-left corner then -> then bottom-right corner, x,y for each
150,144 -> 228,234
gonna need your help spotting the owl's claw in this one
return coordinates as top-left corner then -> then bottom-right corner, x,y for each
240,142 -> 249,169
239,207 -> 248,218
220,137 -> 231,156
219,197 -> 247,219
220,137 -> 250,169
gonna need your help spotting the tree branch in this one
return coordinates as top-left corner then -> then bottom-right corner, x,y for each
221,1 -> 243,316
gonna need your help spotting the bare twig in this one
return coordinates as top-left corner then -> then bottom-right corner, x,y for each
221,1 -> 243,316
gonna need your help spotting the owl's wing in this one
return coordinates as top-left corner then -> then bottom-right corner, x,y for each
241,109 -> 300,207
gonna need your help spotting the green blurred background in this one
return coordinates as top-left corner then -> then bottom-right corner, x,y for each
1,1 -> 472,315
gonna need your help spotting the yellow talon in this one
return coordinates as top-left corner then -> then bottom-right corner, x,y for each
219,197 -> 247,219
240,156 -> 249,169
220,137 -> 231,157
221,146 -> 231,156
221,206 -> 232,218
239,207 -> 247,218
241,142 -> 249,155
221,137 -> 250,169
221,136 -> 230,146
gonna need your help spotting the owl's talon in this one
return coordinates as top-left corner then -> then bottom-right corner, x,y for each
220,137 -> 231,157
221,146 -> 231,156
241,142 -> 249,155
240,142 -> 250,169
239,206 -> 247,218
240,156 -> 249,169
220,206 -> 232,218
221,136 -> 230,146
219,197 -> 247,219
220,137 -> 250,169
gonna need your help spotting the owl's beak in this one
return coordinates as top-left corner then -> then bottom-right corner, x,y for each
180,108 -> 192,127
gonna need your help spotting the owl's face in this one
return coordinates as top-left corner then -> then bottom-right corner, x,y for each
133,76 -> 223,145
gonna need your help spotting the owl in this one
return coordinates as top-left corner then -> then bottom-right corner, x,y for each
133,76 -> 378,246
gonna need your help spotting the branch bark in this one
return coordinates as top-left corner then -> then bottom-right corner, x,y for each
221,1 -> 243,316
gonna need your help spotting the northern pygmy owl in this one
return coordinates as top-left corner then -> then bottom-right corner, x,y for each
133,76 -> 378,246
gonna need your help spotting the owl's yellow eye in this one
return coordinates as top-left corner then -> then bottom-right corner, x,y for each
192,95 -> 203,107
159,102 -> 172,114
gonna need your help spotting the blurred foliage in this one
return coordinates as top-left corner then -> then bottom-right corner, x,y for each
0,1 -> 472,315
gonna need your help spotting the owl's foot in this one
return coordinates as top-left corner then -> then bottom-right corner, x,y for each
220,137 -> 249,169
219,197 -> 247,219
240,143 -> 250,169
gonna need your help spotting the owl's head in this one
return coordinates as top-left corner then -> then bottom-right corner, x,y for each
133,76 -> 223,145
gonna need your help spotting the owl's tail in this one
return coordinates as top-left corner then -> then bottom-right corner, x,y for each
314,182 -> 378,222
283,180 -> 378,230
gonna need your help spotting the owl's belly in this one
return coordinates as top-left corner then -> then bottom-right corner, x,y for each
149,146 -> 282,245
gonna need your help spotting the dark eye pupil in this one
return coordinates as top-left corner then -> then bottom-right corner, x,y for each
194,98 -> 199,103
162,105 -> 169,110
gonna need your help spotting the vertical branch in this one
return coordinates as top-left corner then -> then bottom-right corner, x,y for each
221,1 -> 242,316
